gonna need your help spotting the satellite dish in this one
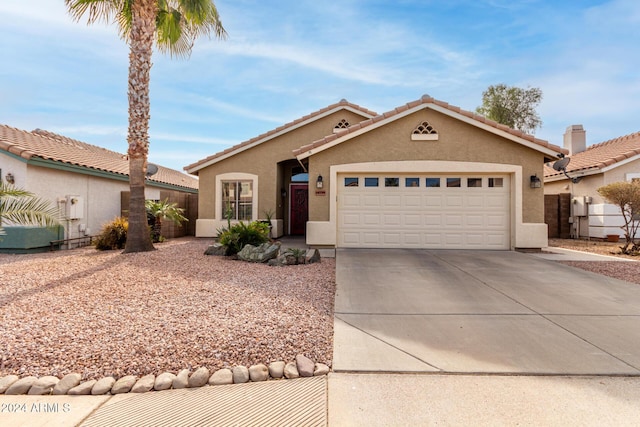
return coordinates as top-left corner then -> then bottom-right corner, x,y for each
552,157 -> 570,171
146,163 -> 159,177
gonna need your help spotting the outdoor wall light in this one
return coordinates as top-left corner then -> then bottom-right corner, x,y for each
530,175 -> 541,188
281,188 -> 287,198
5,173 -> 15,184
316,175 -> 324,189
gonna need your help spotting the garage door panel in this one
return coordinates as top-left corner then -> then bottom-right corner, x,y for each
363,233 -> 380,244
445,196 -> 464,207
404,195 -> 422,207
342,213 -> 361,226
425,195 -> 443,207
466,214 -> 484,226
467,195 -> 484,208
445,215 -> 463,226
405,214 -> 421,226
486,195 -> 507,208
343,194 -> 361,207
363,195 -> 381,207
338,173 -> 510,249
383,233 -> 401,244
424,214 -> 443,226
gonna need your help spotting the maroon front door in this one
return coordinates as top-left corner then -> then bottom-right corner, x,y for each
290,184 -> 308,235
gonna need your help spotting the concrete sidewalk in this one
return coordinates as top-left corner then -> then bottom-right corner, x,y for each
0,376 -> 327,427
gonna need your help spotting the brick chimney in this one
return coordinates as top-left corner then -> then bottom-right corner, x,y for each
563,125 -> 586,156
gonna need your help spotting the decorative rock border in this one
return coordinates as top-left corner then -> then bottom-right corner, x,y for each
0,354 -> 330,396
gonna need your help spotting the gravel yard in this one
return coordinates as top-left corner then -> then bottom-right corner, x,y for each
0,238 -> 335,381
549,238 -> 640,285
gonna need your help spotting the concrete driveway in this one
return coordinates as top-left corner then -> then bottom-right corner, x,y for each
333,249 -> 640,375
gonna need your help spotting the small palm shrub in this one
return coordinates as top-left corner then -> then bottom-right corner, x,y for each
218,221 -> 270,255
95,217 -> 129,250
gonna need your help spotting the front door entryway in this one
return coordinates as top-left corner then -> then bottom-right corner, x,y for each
290,184 -> 308,235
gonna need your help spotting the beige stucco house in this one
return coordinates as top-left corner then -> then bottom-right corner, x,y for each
186,95 -> 565,250
0,126 -> 198,252
544,125 -> 640,239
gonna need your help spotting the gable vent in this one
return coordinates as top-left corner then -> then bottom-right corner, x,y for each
411,121 -> 439,141
333,119 -> 350,133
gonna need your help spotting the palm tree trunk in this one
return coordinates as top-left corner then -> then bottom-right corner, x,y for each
124,0 -> 157,253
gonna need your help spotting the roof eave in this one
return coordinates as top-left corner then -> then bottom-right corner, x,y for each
296,102 -> 566,160
185,105 -> 376,174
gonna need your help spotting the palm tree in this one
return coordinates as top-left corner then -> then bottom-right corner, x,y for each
0,182 -> 60,236
145,198 -> 188,242
66,0 -> 226,253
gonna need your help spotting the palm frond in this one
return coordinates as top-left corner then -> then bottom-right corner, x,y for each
65,0 -> 125,26
1,196 -> 61,228
0,183 -> 60,235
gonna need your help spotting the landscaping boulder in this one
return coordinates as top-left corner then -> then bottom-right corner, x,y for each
269,249 -> 320,266
0,375 -> 19,394
28,376 -> 60,395
237,242 -> 281,263
132,374 -> 155,393
249,364 -> 269,382
111,375 -> 137,394
5,376 -> 38,395
53,373 -> 82,395
314,363 -> 330,376
68,380 -> 97,396
209,369 -> 233,386
232,366 -> 250,384
305,249 -> 321,264
268,361 -> 285,379
204,243 -> 228,256
188,367 -> 210,387
284,362 -> 299,379
91,377 -> 116,395
173,369 -> 190,389
295,354 -> 315,377
154,373 -> 176,391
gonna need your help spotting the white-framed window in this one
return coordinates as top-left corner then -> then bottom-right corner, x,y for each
216,173 -> 258,222
221,180 -> 253,221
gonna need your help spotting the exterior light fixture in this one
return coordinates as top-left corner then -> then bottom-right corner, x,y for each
281,188 -> 287,199
5,173 -> 15,184
316,175 -> 324,189
530,175 -> 541,188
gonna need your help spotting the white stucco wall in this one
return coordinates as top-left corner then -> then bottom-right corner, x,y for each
1,157 -> 165,244
0,155 -> 28,187
26,166 -> 129,241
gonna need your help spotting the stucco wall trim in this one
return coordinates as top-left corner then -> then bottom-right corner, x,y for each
306,160 -> 545,249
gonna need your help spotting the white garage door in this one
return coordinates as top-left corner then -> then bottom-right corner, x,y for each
337,174 -> 510,249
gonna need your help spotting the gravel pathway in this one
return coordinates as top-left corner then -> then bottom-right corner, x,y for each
0,238 -> 335,381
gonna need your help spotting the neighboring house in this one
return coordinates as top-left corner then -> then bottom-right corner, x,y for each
187,95 -> 565,250
0,126 -> 198,252
544,125 -> 640,239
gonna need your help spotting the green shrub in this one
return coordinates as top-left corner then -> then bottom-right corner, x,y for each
218,221 -> 270,255
95,217 -> 129,250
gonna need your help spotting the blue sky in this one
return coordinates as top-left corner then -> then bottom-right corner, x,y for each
1,0 -> 639,172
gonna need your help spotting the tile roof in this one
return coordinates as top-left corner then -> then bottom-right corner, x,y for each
544,130 -> 640,178
184,99 -> 378,173
0,125 -> 198,191
293,95 -> 566,158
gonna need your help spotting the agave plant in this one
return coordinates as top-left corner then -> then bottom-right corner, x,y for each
0,182 -> 60,236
